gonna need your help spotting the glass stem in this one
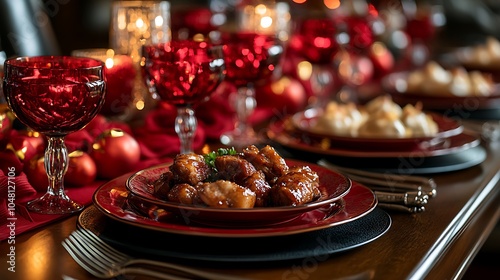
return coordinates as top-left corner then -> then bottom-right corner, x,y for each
44,136 -> 68,197
175,106 -> 197,154
234,86 -> 257,133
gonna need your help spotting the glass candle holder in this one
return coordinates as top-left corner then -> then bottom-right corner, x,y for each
110,1 -> 171,63
72,48 -> 137,119
109,1 -> 172,121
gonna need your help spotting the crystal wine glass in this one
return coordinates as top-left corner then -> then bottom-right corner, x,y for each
141,39 -> 225,154
217,0 -> 285,148
219,32 -> 283,147
288,16 -> 341,108
2,56 -> 106,214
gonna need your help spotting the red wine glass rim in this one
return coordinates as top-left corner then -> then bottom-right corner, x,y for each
4,55 -> 104,70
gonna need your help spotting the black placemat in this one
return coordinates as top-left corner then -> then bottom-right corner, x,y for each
78,206 -> 391,263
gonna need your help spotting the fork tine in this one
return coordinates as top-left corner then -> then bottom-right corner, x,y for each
77,229 -> 130,261
71,230 -> 127,264
64,238 -> 191,280
66,229 -> 253,280
62,239 -> 108,278
67,234 -> 113,273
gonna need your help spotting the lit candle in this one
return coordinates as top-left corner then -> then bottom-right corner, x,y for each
72,48 -> 136,117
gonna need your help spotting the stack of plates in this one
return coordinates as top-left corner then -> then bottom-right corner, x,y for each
79,159 -> 391,263
267,109 -> 486,174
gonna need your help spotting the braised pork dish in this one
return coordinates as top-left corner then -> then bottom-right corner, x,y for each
152,145 -> 323,208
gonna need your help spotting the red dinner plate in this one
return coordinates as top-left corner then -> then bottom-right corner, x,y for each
92,172 -> 377,238
291,108 -> 463,151
125,159 -> 351,227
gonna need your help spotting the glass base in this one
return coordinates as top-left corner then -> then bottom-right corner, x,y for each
27,192 -> 84,215
220,128 -> 261,148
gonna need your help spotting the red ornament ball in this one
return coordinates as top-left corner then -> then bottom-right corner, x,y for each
90,129 -> 141,179
65,151 -> 97,186
24,154 -> 47,192
256,76 -> 308,114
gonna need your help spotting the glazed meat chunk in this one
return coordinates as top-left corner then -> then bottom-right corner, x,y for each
197,180 -> 256,208
152,171 -> 174,200
167,183 -> 201,205
243,170 -> 272,207
271,166 -> 321,206
215,155 -> 257,183
243,145 -> 289,183
170,153 -> 211,186
215,155 -> 272,207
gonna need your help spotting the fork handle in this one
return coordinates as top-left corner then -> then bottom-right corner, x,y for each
127,259 -> 251,280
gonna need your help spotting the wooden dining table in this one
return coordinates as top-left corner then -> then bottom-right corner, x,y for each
1,119 -> 499,280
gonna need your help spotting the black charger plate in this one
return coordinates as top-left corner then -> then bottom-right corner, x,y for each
77,206 -> 391,263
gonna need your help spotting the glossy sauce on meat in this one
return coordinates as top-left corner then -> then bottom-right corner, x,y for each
152,145 -> 321,208
167,183 -> 200,205
170,153 -> 211,185
198,180 -> 256,208
214,155 -> 272,207
243,145 -> 289,183
271,166 -> 321,206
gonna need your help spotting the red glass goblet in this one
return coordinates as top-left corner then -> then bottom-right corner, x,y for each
219,32 -> 283,147
2,56 -> 106,214
141,40 -> 225,154
288,17 -> 342,107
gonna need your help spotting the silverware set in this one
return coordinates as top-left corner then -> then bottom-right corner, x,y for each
63,228 -> 250,280
318,160 -> 437,213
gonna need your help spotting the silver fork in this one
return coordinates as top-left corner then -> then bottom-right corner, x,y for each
62,228 -> 250,280
318,160 -> 437,213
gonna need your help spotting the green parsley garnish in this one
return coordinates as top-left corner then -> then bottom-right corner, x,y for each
204,147 -> 237,170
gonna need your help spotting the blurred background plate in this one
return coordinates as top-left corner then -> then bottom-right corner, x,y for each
382,71 -> 500,120
267,119 -> 485,175
291,108 -> 463,151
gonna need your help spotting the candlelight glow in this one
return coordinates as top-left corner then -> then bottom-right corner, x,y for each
155,15 -> 164,27
136,100 -> 145,110
255,4 -> 267,15
261,16 -> 273,29
297,61 -> 313,80
324,0 -> 341,9
117,10 -> 126,30
136,18 -> 144,29
105,58 -> 114,68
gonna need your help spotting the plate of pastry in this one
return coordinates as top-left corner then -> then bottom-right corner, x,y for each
453,36 -> 500,75
382,61 -> 500,113
291,95 -> 463,151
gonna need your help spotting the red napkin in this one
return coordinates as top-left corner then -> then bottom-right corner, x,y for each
133,102 -> 206,159
196,85 -> 236,140
0,171 -> 103,241
133,84 -> 237,158
0,170 -> 38,230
